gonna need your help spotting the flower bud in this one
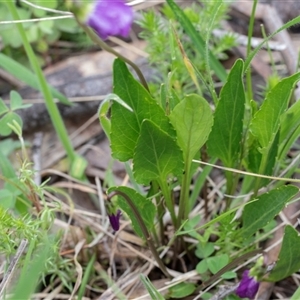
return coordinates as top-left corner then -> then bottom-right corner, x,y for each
108,209 -> 121,231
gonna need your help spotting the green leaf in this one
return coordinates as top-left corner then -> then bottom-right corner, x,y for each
0,138 -> 22,157
140,275 -> 165,300
207,254 -> 229,274
183,215 -> 202,240
12,239 -> 51,299
32,6 -> 46,18
30,0 -> 58,17
267,225 -> 300,282
0,112 -> 22,136
245,15 -> 300,72
55,18 -> 79,33
0,145 -> 16,178
247,138 -> 262,173
26,24 -> 39,43
291,286 -> 300,300
110,102 -> 139,161
250,72 -> 300,150
169,94 -> 213,163
1,25 -> 23,48
0,189 -> 16,209
279,99 -> 300,160
10,91 -> 22,110
133,119 -> 183,185
195,242 -> 215,259
0,139 -> 20,179
207,59 -> 245,166
108,186 -> 155,239
166,0 -> 227,82
196,259 -> 208,274
0,98 -> 9,115
221,271 -> 236,279
38,20 -> 54,35
0,53 -> 71,105
168,282 -> 196,299
264,130 -> 279,176
98,100 -> 111,139
70,154 -> 88,179
35,0 -> 57,9
9,91 -> 32,111
241,185 -> 298,238
111,58 -> 175,161
98,93 -> 133,140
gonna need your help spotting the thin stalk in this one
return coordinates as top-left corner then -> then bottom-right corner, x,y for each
7,2 -> 76,164
178,161 -> 191,226
261,24 -> 277,75
225,170 -> 234,208
204,1 -> 223,106
246,0 -> 258,103
77,21 -> 149,92
152,180 -> 165,244
158,179 -> 177,229
108,191 -> 171,278
253,150 -> 269,197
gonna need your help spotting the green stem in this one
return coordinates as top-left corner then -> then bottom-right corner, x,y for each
77,21 -> 149,92
108,191 -> 171,278
246,0 -> 258,103
261,24 -> 277,75
178,160 -> 191,226
7,3 -> 76,164
225,170 -> 234,208
152,181 -> 165,243
159,179 -> 177,229
253,149 -> 269,196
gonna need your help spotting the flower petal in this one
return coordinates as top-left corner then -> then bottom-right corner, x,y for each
236,270 -> 260,299
86,0 -> 133,40
108,210 -> 121,231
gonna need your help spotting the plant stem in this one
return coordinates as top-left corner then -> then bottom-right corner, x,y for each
152,181 -> 165,243
77,21 -> 150,92
108,191 -> 171,278
158,179 -> 177,229
253,149 -> 269,197
225,170 -> 234,208
7,3 -> 76,164
178,161 -> 191,226
246,0 -> 258,103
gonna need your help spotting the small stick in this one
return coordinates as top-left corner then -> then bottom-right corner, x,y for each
0,239 -> 28,297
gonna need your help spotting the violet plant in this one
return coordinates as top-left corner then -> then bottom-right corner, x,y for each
79,0 -> 300,298
235,270 -> 260,299
2,0 -> 300,298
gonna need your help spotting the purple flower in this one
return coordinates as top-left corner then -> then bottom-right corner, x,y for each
86,0 -> 133,40
236,270 -> 260,299
108,209 -> 121,231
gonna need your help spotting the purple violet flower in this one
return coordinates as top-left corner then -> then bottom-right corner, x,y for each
236,270 -> 260,299
108,209 -> 121,231
86,0 -> 133,40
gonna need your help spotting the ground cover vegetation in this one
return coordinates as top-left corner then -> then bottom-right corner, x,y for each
1,0 -> 300,299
